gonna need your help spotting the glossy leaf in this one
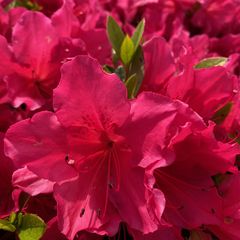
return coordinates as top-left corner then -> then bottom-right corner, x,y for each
120,35 -> 135,65
107,16 -> 125,57
125,74 -> 137,98
0,219 -> 16,232
9,212 -> 17,224
132,19 -> 145,50
195,57 -> 228,69
18,214 -> 46,240
128,46 -> 144,96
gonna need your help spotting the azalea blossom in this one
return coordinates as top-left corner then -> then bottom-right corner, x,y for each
1,1 -> 240,240
4,55 -> 209,239
142,36 -> 237,120
0,10 -> 84,111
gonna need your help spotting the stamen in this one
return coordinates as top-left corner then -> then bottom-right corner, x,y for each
111,146 -> 121,191
78,151 -> 108,221
101,151 -> 111,219
77,150 -> 105,172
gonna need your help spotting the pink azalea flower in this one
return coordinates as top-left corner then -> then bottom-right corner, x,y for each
4,55 -> 205,239
167,66 -> 237,120
73,0 -> 107,31
51,0 -> 80,38
153,123 -> 239,229
209,173 -> 240,240
210,34 -> 240,57
131,0 -> 195,41
190,0 -> 240,37
51,0 -> 112,64
0,11 -> 84,111
142,36 -> 236,120
141,36 -> 176,93
78,29 -> 112,65
11,166 -> 56,223
209,35 -> 240,74
12,166 -> 54,196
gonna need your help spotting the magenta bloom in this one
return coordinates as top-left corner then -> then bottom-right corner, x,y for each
141,37 -> 176,93
190,0 -> 240,37
154,123 -> 239,229
0,10 -> 83,110
51,0 -> 80,38
12,166 -> 54,196
4,55 -> 205,239
210,173 -> 240,240
142,36 -> 236,120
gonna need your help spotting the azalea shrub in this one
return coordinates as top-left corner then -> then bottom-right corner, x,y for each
0,0 -> 240,240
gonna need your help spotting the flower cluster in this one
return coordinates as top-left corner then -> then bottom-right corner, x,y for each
0,1 -> 240,240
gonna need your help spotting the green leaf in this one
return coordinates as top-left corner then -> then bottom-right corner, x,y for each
195,57 -> 228,69
17,212 -> 23,228
107,16 -> 125,57
112,49 -> 119,67
125,74 -> 137,99
9,212 -> 17,224
17,214 -> 46,240
120,35 -> 135,65
0,219 -> 16,232
211,102 -> 232,124
131,19 -> 145,50
128,46 -> 144,96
